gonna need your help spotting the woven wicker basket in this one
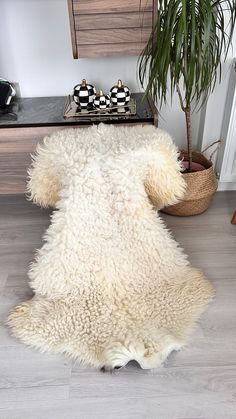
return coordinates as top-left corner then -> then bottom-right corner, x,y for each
162,150 -> 218,216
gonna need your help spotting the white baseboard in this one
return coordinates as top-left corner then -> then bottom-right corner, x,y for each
217,181 -> 236,191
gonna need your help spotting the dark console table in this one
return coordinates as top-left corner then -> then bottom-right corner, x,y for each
0,94 -> 158,194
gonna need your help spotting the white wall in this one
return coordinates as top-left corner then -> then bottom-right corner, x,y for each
200,25 -> 236,153
0,0 -> 139,97
0,0 -> 199,148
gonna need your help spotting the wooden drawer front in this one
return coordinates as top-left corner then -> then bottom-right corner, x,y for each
0,115 -> 156,194
73,0 -> 153,14
78,42 -> 147,58
77,28 -> 151,45
0,127 -> 74,194
75,12 -> 153,31
68,0 -> 155,58
0,153 -> 32,195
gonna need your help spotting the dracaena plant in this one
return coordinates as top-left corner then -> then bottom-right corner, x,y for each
138,0 -> 236,171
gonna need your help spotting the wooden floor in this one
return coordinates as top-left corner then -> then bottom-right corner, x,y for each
0,192 -> 236,419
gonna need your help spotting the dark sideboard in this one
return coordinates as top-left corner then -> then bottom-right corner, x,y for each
0,93 -> 158,194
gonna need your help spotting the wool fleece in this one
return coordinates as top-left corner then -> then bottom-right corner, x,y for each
8,124 -> 214,370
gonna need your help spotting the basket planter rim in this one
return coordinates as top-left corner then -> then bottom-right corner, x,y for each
181,149 -> 212,170
163,150 -> 218,215
178,150 -> 218,201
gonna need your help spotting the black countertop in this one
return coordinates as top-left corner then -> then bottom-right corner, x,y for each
0,93 -> 155,128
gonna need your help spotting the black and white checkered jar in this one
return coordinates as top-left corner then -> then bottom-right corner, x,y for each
73,79 -> 96,109
110,80 -> 130,107
94,90 -> 111,110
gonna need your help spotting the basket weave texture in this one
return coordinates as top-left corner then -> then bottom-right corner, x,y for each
163,150 -> 218,216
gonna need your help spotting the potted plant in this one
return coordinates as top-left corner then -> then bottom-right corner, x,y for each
139,0 -> 236,216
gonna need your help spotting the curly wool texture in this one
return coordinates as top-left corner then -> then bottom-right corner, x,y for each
8,124 -> 214,369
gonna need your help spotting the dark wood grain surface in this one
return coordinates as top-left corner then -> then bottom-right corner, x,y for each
0,127 -> 71,194
77,42 -> 147,58
75,12 -> 152,30
76,28 -> 150,45
73,0 -> 153,14
67,0 -> 78,58
68,0 -> 156,58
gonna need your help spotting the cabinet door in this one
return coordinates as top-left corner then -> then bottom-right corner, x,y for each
68,0 -> 157,58
0,127 -> 72,194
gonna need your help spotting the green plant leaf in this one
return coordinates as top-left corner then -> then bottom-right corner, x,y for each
138,0 -> 236,170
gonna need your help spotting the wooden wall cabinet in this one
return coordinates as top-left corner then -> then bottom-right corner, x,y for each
67,0 -> 157,58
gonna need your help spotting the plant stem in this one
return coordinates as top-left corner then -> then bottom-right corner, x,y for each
176,84 -> 186,112
185,106 -> 192,172
176,84 -> 193,171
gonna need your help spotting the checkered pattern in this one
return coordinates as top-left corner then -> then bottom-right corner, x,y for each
110,85 -> 130,107
117,106 -> 130,113
73,83 -> 96,109
94,93 -> 111,110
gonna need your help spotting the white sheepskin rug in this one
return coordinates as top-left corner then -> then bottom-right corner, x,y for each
8,123 -> 214,370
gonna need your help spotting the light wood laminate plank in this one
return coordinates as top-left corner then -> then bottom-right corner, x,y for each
0,191 -> 235,418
